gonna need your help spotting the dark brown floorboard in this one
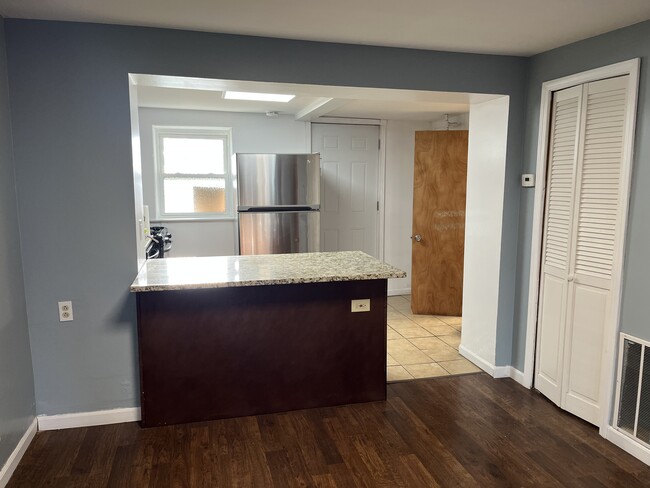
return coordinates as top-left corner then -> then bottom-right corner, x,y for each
8,374 -> 650,487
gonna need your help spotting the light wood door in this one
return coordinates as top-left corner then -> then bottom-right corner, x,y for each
411,130 -> 468,315
312,124 -> 380,257
536,76 -> 631,426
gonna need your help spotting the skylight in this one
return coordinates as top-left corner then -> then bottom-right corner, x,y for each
223,91 -> 295,102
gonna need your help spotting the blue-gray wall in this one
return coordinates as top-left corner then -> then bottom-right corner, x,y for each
0,17 -> 36,468
512,20 -> 650,369
4,20 -> 527,414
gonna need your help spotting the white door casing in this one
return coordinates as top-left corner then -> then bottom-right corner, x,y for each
535,75 -> 633,426
129,74 -> 147,270
312,123 -> 380,257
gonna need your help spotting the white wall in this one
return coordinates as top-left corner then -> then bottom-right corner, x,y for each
138,108 -> 311,256
460,96 -> 510,371
384,120 -> 431,294
430,113 -> 470,131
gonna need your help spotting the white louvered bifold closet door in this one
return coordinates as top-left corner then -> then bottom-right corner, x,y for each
535,85 -> 582,406
536,75 -> 630,426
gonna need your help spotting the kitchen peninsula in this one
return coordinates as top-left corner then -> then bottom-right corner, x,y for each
130,251 -> 405,427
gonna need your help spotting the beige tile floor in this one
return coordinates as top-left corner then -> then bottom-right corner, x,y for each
387,295 -> 481,382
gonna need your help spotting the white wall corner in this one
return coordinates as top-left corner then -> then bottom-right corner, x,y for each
459,345 -> 526,387
0,418 -> 38,488
508,367 -> 527,386
462,96 -> 509,378
492,365 -> 511,378
459,344 -> 497,376
37,407 -> 141,431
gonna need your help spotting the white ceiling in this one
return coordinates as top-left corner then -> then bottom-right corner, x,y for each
2,0 -> 650,56
134,75 -> 487,121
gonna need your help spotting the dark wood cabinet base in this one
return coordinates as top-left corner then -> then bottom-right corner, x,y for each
136,279 -> 387,427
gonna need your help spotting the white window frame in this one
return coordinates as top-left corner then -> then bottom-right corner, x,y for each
153,125 -> 234,221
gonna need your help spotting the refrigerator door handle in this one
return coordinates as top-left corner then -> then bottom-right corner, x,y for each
238,206 -> 319,212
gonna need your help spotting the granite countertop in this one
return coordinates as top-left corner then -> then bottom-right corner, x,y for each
130,251 -> 406,292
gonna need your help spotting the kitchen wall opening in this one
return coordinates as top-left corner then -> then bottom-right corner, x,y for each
128,74 -> 511,382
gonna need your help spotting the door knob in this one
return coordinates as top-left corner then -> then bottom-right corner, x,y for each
413,234 -> 422,242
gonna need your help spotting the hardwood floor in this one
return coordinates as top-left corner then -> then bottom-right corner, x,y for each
9,374 -> 650,487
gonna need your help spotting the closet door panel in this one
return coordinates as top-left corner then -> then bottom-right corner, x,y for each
563,75 -> 629,425
563,283 -> 609,425
535,85 -> 582,403
536,273 -> 568,405
574,76 -> 628,286
542,87 -> 581,274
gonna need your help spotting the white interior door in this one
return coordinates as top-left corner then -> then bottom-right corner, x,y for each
535,76 -> 631,426
312,124 -> 379,257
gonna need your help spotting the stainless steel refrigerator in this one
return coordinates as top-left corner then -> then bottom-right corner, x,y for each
236,153 -> 320,255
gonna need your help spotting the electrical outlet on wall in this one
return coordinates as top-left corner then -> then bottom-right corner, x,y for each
58,301 -> 73,322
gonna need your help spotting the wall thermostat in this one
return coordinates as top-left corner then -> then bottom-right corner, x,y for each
522,174 -> 535,188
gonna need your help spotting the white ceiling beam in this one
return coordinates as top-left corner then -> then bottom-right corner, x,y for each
295,98 -> 349,121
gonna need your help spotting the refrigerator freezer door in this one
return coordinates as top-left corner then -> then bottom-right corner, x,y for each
239,211 -> 320,255
237,154 -> 320,208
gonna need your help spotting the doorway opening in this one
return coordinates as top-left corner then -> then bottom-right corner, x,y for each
128,74 -> 511,382
387,124 -> 473,381
386,294 -> 476,380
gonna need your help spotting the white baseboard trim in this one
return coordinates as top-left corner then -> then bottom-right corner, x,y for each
0,418 -> 37,488
459,344 -> 497,376
508,367 -> 527,387
605,426 -> 650,465
37,407 -> 141,431
458,345 -> 527,387
492,365 -> 511,378
387,288 -> 411,297
488,365 -> 528,386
